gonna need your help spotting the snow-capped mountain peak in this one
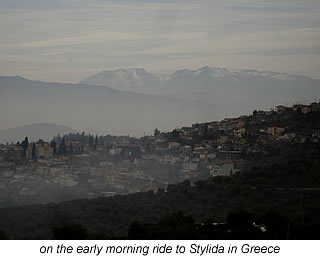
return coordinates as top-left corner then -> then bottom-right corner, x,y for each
79,66 -> 317,100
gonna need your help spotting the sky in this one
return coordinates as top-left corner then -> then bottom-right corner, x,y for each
1,0 -> 320,82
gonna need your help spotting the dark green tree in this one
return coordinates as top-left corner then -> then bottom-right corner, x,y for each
32,143 -> 36,160
88,135 -> 94,148
0,230 -> 7,240
154,128 -> 160,137
21,137 -> 29,157
50,140 -> 57,155
80,132 -> 86,146
58,138 -> 68,155
227,209 -> 254,229
69,143 -> 73,154
203,125 -> 208,139
53,224 -> 88,240
94,135 -> 98,150
262,209 -> 288,239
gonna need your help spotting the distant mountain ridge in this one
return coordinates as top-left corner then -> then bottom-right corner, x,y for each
0,76 -> 213,137
1,66 -> 320,137
0,123 -> 77,144
80,68 -> 159,93
80,66 -> 313,93
80,66 -> 320,119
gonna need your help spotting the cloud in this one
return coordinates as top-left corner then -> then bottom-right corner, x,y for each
0,0 -> 320,81
19,31 -> 143,48
0,0 -> 92,9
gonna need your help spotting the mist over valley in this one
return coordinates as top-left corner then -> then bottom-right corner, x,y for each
1,67 -> 320,140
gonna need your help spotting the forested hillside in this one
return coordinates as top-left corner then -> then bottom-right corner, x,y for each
0,143 -> 319,239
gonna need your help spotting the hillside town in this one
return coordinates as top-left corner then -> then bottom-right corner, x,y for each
0,102 -> 320,206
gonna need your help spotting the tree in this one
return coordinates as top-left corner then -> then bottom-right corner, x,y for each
32,143 -> 36,160
154,128 -> 160,137
50,140 -> 57,155
168,129 -> 180,142
0,230 -> 7,240
88,135 -> 94,148
53,224 -> 88,240
253,110 -> 257,117
94,135 -> 98,150
227,209 -> 254,229
21,137 -> 29,157
262,209 -> 288,239
203,125 -> 208,139
56,133 -> 62,144
69,143 -> 73,154
58,138 -> 68,155
80,132 -> 86,146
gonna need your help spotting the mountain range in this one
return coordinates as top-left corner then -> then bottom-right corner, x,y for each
1,66 -> 319,140
81,66 -> 305,93
0,76 -> 212,139
80,67 -> 320,111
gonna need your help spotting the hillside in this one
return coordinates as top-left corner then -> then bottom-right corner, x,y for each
80,67 -> 320,116
0,100 -> 320,239
0,142 -> 319,239
0,123 -> 77,144
0,76 -> 213,136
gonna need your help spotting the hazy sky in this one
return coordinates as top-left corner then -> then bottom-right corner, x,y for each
1,0 -> 320,82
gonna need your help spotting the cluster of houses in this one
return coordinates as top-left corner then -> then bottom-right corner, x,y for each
0,101 -> 319,205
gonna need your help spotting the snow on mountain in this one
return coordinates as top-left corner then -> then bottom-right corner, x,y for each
1,67 -> 319,138
80,68 -> 160,93
81,66 -> 307,92
80,66 -> 320,120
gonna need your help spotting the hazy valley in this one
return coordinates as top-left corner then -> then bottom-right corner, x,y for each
1,67 -> 320,140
